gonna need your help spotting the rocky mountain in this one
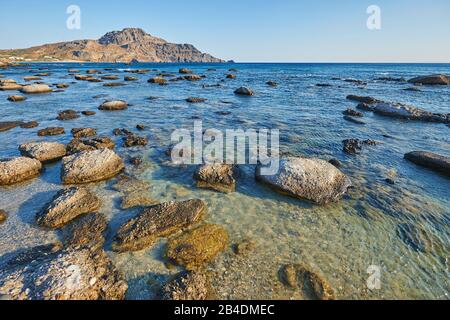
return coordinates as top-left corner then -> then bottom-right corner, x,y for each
0,28 -> 224,63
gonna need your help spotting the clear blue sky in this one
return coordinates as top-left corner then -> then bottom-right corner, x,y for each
1,0 -> 449,62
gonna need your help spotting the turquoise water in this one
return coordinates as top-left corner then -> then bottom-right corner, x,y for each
0,63 -> 449,299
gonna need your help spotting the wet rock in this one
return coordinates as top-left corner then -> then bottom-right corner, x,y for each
266,81 -> 278,87
37,127 -> 65,136
66,137 -> 115,155
343,79 -> 367,85
408,74 -> 450,85
112,174 -> 157,209
343,116 -> 366,125
346,95 -> 379,104
75,74 -> 90,80
186,97 -> 207,103
129,156 -> 143,166
123,134 -> 148,148
226,74 -> 236,79
101,75 -> 119,80
356,103 -> 375,111
0,121 -> 23,132
103,82 -> 126,87
160,271 -> 211,300
19,142 -> 66,163
57,110 -> 80,121
184,75 -> 202,81
136,124 -> 145,130
71,128 -> 97,138
20,84 -> 52,94
343,139 -> 377,154
376,77 -> 406,82
99,100 -> 128,111
0,209 -> 7,224
87,69 -> 101,74
7,95 -> 26,102
316,83 -> 332,87
0,83 -> 23,91
234,87 -> 254,96
62,213 -> 108,250
328,159 -> 341,168
0,157 -> 42,185
404,151 -> 450,175
232,238 -> 256,256
396,223 -> 432,253
372,102 -> 449,123
124,76 -> 138,81
112,199 -> 206,252
343,108 -> 363,117
37,187 -> 101,229
82,111 -> 96,116
0,246 -> 128,300
55,83 -> 69,89
279,264 -> 335,300
24,76 -> 42,81
68,69 -> 80,73
166,224 -> 228,270
385,178 -> 395,185
148,77 -> 167,85
179,68 -> 193,74
256,157 -> 351,205
121,192 -> 157,210
194,163 -> 237,193
403,87 -> 421,92
61,149 -> 125,184
20,121 -> 39,129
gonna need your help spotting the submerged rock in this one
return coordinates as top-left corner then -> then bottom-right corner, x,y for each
256,157 -> 351,204
343,139 -> 377,154
266,81 -> 278,87
0,121 -> 23,132
112,199 -> 206,252
232,238 -> 256,256
99,100 -> 128,111
7,95 -> 26,102
226,74 -> 236,79
396,223 -> 433,253
194,163 -> 237,193
186,97 -> 207,103
61,149 -> 125,184
37,127 -> 65,136
404,151 -> 450,175
57,110 -> 80,121
166,224 -> 228,270
19,142 -> 66,163
37,187 -> 101,229
160,271 -> 211,300
0,246 -> 128,300
0,157 -> 42,185
279,264 -> 335,300
113,175 -> 157,209
408,74 -> 450,85
62,213 -> 108,250
234,87 -> 254,96
343,108 -> 363,117
123,134 -> 148,148
20,84 -> 52,94
66,137 -> 115,155
0,209 -> 7,224
346,95 -> 379,104
343,116 -> 366,125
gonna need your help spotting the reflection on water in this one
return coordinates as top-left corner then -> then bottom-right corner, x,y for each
0,63 -> 449,299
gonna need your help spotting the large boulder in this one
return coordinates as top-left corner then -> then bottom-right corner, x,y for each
98,100 -> 128,111
112,199 -> 206,252
372,102 -> 449,123
19,142 -> 67,163
194,164 -> 237,193
256,157 -> 351,204
0,245 -> 128,300
37,187 -> 101,229
160,271 -> 211,300
0,157 -> 42,185
408,74 -> 450,85
20,84 -> 52,94
61,149 -> 125,184
404,151 -> 450,175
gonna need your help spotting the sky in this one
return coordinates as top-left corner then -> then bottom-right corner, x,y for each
0,0 -> 449,62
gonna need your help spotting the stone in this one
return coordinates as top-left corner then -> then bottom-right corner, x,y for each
396,223 -> 432,253
61,149 -> 125,184
20,84 -> 52,94
343,108 -> 363,117
66,137 -> 115,155
82,111 -> 96,116
62,213 -> 108,250
0,210 -> 7,224
37,187 -> 101,229
136,124 -> 145,130
343,116 -> 366,125
20,121 -> 39,129
279,264 -> 335,300
166,224 -> 228,270
99,100 -> 128,111
124,76 -> 138,81
343,139 -> 377,154
112,199 -> 206,252
148,77 -> 167,85
121,192 -> 157,210
256,157 -> 351,204
101,75 -> 119,80
56,83 -> 69,89
37,127 -> 65,136
0,121 -> 23,132
404,151 -> 450,175
234,87 -> 254,96
24,76 -> 42,81
19,142 -> 66,163
0,83 -> 23,91
71,128 -> 97,138
226,74 -> 236,79
408,74 -> 450,85
184,74 -> 202,81
232,238 -> 255,256
179,68 -> 193,74
0,157 -> 42,185
372,102 -> 449,123
57,110 -> 80,121
266,81 -> 278,87
123,134 -> 148,148
194,163 -> 237,193
346,95 -> 379,104
160,271 -> 211,300
7,95 -> 26,102
103,82 -> 126,87
0,246 -> 128,300
186,97 -> 207,103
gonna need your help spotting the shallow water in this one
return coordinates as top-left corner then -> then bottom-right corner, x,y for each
0,63 -> 449,300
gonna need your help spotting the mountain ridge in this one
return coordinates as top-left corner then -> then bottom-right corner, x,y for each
0,28 -> 224,63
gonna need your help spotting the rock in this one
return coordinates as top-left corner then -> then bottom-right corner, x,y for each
343,139 -> 377,154
179,68 -> 193,74
184,74 -> 202,81
0,121 -> 23,132
166,224 -> 228,270
0,246 -> 128,300
266,81 -> 278,87
0,157 -> 42,185
99,100 -> 128,111
82,111 -> 96,116
19,142 -> 66,163
160,271 -> 211,300
148,77 -> 167,85
61,149 -> 125,184
124,76 -> 138,81
66,137 -> 115,155
123,134 -> 148,148
71,128 -> 97,138
37,127 -> 65,136
20,121 -> 39,129
129,156 -> 143,166
376,77 -> 406,82
0,83 -> 23,91
194,164 -> 237,193
20,84 -> 52,94
403,87 -> 421,92
346,95 -> 379,104
316,83 -> 332,87
372,102 -> 449,123
408,74 -> 450,85
232,238 -> 255,256
24,76 -> 42,81
112,199 -> 206,252
328,159 -> 341,168
37,187 -> 101,229
57,110 -> 80,121
62,213 -> 108,250
7,95 -> 26,102
121,192 -> 157,210
103,82 -> 126,87
86,69 -> 101,74
0,79 -> 17,84
136,124 -> 145,131
385,178 -> 395,185
112,174 -> 156,209
343,116 -> 366,125
56,83 -> 69,89
101,75 -> 119,80
256,157 -> 351,204
75,74 -> 90,80
234,87 -> 254,96
343,108 -> 363,117
226,74 -> 236,79
186,97 -> 207,103
356,103 -> 375,111
396,223 -> 432,253
404,151 -> 450,175
279,264 -> 335,300
0,210 -> 7,224
343,79 -> 367,85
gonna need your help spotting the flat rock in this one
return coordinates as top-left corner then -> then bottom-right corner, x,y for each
404,151 -> 450,175
112,199 -> 206,252
37,187 -> 101,229
148,77 -> 167,85
7,95 -> 26,102
37,127 -> 65,136
256,157 -> 351,204
160,271 -> 211,300
0,83 -> 23,91
20,84 -> 52,94
194,164 -> 237,193
0,157 -> 42,185
346,95 -> 379,104
19,142 -> 66,163
20,121 -> 39,129
66,137 -> 115,155
62,213 -> 108,250
61,149 -> 125,184
99,100 -> 128,111
179,68 -> 193,74
372,102 -> 449,123
408,74 -> 450,85
0,121 -> 23,132
57,110 -> 80,121
343,108 -> 363,117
